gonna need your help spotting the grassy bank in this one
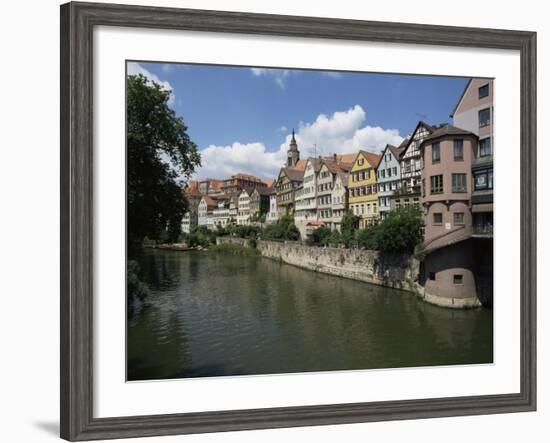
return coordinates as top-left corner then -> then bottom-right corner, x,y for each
208,243 -> 260,256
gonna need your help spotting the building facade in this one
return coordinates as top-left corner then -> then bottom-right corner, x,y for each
265,190 -> 278,224
330,171 -> 349,231
419,124 -> 481,306
221,173 -> 267,195
198,195 -> 218,227
294,158 -> 322,237
376,144 -> 404,219
451,78 -> 494,236
212,197 -> 232,228
393,122 -> 434,210
237,189 -> 252,225
249,187 -> 272,221
348,151 -> 381,229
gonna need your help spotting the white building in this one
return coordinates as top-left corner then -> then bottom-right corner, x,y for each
316,160 -> 351,229
181,210 -> 198,234
237,189 -> 251,225
212,198 -> 232,228
294,158 -> 321,238
330,171 -> 350,231
266,190 -> 279,224
198,196 -> 218,227
376,143 -> 405,218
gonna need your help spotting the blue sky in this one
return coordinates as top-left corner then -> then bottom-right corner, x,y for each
128,61 -> 468,180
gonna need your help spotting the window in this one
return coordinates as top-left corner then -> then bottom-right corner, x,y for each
474,169 -> 494,190
453,274 -> 463,285
433,212 -> 443,224
432,143 -> 440,163
479,83 -> 489,99
428,272 -> 436,281
381,169 -> 386,178
358,158 -> 364,166
393,167 -> 397,176
452,173 -> 467,193
430,175 -> 443,194
387,168 -> 392,177
479,108 -> 491,127
395,199 -> 401,209
453,212 -> 465,225
480,137 -> 492,157
453,139 -> 463,160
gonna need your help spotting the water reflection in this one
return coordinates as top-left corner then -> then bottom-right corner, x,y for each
127,250 -> 493,380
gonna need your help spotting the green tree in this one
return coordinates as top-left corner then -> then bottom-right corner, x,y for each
327,230 -> 342,247
261,213 -> 300,241
309,225 -> 332,246
356,226 -> 379,250
340,211 -> 360,247
127,74 -> 201,253
375,206 -> 424,253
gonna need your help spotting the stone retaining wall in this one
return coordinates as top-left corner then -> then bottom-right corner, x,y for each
215,236 -> 254,248
257,240 -> 421,293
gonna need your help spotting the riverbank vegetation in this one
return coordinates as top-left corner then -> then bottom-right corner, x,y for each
208,243 -> 261,256
179,207 -> 422,254
305,207 -> 423,253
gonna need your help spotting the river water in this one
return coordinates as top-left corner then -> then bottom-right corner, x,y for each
127,249 -> 493,381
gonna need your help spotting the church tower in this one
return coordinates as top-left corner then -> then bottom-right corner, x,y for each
287,129 -> 300,167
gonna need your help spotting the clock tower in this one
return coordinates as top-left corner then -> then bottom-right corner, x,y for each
287,129 -> 300,167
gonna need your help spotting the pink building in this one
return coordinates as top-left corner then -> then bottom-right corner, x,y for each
418,124 -> 483,308
420,125 -> 478,242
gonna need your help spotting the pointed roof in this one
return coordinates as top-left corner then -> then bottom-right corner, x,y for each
284,167 -> 305,182
288,128 -> 298,151
183,180 -> 201,196
200,195 -> 220,209
252,186 -> 274,196
336,171 -> 350,186
400,121 -> 436,157
353,150 -> 382,169
420,124 -> 477,145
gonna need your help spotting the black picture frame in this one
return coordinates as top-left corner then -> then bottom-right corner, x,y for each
60,2 -> 537,440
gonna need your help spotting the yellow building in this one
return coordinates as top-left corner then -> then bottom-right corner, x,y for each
348,150 -> 382,228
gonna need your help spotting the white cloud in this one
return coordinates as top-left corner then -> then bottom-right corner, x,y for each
288,105 -> 403,158
127,62 -> 175,107
250,68 -> 292,89
278,126 -> 288,132
192,105 -> 404,181
194,142 -> 286,180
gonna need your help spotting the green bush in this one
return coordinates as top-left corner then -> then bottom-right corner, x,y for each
356,226 -> 378,250
375,206 -> 423,253
309,225 -> 332,246
327,230 -> 342,247
261,213 -> 300,241
340,211 -> 360,247
208,243 -> 260,256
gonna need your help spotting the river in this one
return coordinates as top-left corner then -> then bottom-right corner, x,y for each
127,249 -> 493,380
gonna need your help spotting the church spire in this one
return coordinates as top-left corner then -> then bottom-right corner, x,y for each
287,129 -> 300,167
